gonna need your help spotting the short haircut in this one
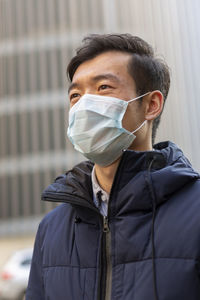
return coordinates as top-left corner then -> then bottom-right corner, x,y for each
67,33 -> 170,143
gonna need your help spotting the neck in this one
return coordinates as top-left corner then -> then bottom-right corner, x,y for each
95,141 -> 153,194
94,157 -> 121,194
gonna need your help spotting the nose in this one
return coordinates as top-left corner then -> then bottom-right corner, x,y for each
82,88 -> 96,96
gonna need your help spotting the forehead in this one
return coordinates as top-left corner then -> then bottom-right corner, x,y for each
72,51 -> 133,83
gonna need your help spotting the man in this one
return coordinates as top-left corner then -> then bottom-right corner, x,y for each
26,34 -> 200,300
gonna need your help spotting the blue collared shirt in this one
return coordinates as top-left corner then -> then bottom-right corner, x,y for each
91,167 -> 109,217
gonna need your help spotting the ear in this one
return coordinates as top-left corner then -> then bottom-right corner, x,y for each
145,90 -> 164,121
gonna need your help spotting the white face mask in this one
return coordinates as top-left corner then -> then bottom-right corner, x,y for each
67,92 -> 149,166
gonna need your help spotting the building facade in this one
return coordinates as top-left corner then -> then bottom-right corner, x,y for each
0,0 -> 200,235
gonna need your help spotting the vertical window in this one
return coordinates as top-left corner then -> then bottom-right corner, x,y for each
30,110 -> 39,153
12,174 -> 19,217
35,51 -> 41,92
53,0 -> 60,29
29,51 -> 37,94
28,172 -> 35,215
0,115 -> 5,157
16,113 -> 22,155
48,109 -> 55,151
26,110 -> 32,153
5,56 -> 15,96
19,53 -> 26,95
10,113 -> 18,156
15,55 -> 20,95
32,0 -> 38,34
6,174 -> 12,217
18,173 -> 23,217
33,170 -> 41,215
24,53 -> 31,94
44,0 -> 50,32
22,172 -> 31,217
0,176 -> 7,219
59,106 -> 66,150
56,48 -> 65,90
21,0 -> 28,36
0,56 -> 6,98
40,108 -> 50,152
37,109 -> 44,152
6,114 -> 11,156
19,112 -> 28,156
39,169 -> 46,214
46,50 -> 52,91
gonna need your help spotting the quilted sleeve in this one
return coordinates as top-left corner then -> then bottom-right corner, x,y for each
26,224 -> 45,300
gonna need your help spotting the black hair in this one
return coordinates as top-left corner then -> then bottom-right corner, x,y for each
67,33 -> 170,144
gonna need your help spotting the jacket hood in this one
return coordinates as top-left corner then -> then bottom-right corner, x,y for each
42,141 -> 200,212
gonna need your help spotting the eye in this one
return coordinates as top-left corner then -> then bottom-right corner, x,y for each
69,93 -> 80,101
98,84 -> 111,90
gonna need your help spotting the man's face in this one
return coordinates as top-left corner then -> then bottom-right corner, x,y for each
68,51 -> 146,146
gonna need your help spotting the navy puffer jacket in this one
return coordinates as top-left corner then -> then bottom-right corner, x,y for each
26,142 -> 200,300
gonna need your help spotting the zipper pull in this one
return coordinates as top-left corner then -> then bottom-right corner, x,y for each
103,216 -> 110,233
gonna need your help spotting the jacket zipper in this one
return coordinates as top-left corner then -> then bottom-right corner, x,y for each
101,216 -> 112,300
98,153 -> 127,300
43,193 -> 112,299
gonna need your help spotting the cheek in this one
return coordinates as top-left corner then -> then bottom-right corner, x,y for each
122,107 -> 134,131
122,105 -> 143,131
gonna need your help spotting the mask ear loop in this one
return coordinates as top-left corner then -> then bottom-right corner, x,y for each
132,120 -> 147,134
127,92 -> 150,134
128,91 -> 151,103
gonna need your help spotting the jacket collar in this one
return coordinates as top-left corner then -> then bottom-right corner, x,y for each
42,141 -> 200,213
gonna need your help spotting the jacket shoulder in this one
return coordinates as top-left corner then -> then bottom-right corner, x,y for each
39,203 -> 76,235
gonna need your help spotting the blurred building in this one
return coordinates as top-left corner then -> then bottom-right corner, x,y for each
0,0 -> 200,236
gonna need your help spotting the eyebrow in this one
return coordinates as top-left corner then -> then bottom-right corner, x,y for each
68,73 -> 120,94
68,82 -> 80,94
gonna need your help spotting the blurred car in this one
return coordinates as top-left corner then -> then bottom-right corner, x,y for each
0,248 -> 32,300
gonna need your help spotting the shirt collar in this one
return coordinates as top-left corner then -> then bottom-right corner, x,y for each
91,166 -> 109,202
